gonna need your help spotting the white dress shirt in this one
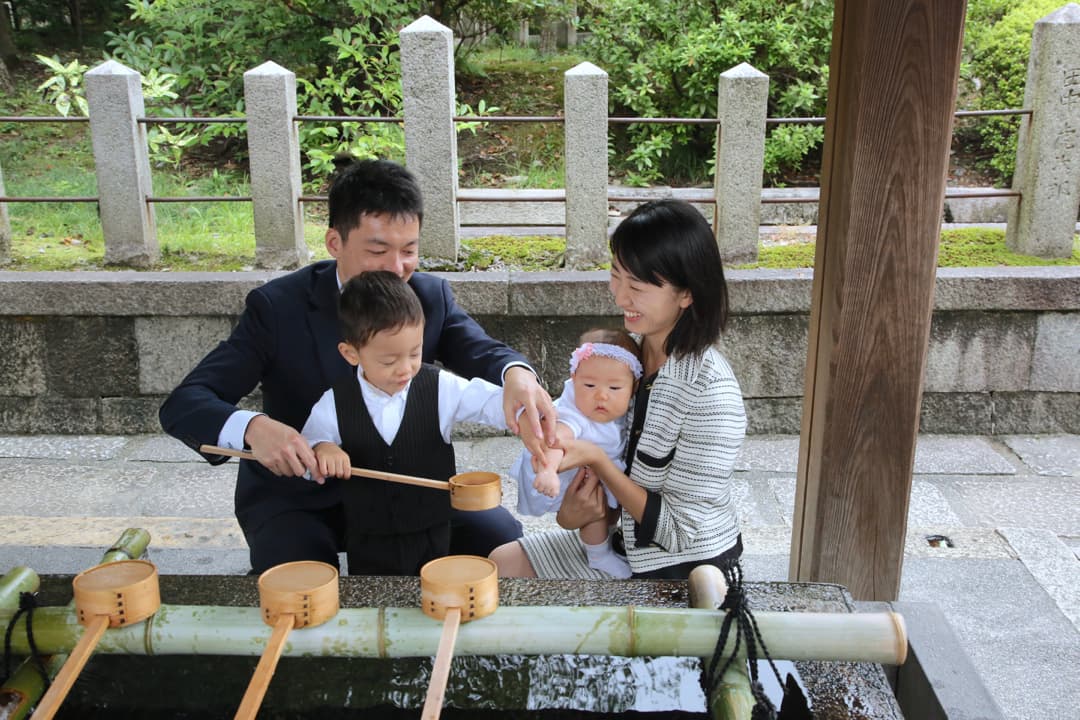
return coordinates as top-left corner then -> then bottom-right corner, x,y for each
300,365 -> 508,448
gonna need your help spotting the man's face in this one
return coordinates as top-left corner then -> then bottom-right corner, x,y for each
326,212 -> 421,284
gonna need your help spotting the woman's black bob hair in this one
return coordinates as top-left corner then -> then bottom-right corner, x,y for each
609,199 -> 729,359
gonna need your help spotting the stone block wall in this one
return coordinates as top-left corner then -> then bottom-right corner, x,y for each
0,268 -> 1077,435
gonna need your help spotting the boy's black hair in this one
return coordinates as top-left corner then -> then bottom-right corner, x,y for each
609,199 -> 729,359
328,155 -> 424,241
338,270 -> 424,347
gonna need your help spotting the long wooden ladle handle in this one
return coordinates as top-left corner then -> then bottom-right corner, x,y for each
420,607 -> 462,720
234,614 -> 295,720
31,614 -> 109,720
200,444 -> 451,492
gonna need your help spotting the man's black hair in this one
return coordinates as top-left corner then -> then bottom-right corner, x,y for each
327,156 -> 424,241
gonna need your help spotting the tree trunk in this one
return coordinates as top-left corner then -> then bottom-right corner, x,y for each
539,21 -> 557,55
0,2 -> 18,72
0,60 -> 12,93
68,0 -> 83,46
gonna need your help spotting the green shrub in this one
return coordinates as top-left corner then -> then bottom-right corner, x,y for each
584,0 -> 833,185
963,0 -> 1064,183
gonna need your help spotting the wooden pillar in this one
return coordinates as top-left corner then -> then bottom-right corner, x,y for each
789,0 -> 967,601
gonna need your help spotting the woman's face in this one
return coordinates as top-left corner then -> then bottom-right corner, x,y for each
608,257 -> 691,344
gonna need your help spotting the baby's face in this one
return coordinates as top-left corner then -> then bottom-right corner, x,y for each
571,355 -> 635,423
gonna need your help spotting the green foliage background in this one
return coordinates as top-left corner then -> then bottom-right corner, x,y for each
583,0 -> 832,185
22,0 -> 1068,188
962,0 -> 1068,182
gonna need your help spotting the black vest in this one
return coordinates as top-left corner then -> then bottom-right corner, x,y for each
335,364 -> 456,535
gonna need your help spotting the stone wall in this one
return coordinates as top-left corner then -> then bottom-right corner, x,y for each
1,267 -> 1077,435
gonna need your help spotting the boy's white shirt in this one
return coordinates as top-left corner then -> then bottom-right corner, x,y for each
301,364 -> 508,448
218,364 -> 529,451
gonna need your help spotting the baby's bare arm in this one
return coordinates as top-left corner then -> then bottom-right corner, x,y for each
530,424 -> 577,497
532,445 -> 565,497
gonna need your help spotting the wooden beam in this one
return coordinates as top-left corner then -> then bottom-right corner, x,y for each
789,0 -> 967,601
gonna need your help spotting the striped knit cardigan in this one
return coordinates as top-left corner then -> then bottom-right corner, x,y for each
622,345 -> 746,573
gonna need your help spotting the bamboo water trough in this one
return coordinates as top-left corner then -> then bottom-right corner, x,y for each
0,601 -> 907,666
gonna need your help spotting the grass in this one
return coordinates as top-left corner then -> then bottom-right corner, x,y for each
456,45 -> 583,189
731,227 -> 1080,270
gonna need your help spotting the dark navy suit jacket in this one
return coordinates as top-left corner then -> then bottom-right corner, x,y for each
159,260 -> 526,535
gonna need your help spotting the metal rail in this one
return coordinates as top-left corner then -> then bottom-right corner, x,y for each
1,188 -> 1021,206
0,108 -> 1032,127
0,196 -> 99,202
145,196 -> 252,203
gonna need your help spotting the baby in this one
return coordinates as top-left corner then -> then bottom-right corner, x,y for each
510,328 -> 641,578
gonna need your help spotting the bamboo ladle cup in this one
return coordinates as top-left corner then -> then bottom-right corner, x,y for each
31,560 -> 160,720
418,555 -> 499,720
234,560 -> 339,720
200,444 -> 502,511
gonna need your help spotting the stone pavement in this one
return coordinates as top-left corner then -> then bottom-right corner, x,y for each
1,432 -> 1078,719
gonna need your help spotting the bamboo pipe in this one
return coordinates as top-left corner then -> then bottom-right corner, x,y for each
201,444 -> 455,491
0,657 -> 64,720
420,607 -> 461,720
689,565 -> 754,720
0,566 -> 40,608
0,605 -> 908,666
100,528 -> 152,564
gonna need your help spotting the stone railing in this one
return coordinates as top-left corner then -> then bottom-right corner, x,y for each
3,8 -> 1079,268
1,267 -> 1077,436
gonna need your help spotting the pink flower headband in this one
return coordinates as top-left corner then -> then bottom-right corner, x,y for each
570,342 -> 643,379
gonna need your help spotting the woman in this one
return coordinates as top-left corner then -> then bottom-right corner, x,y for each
491,198 -> 746,579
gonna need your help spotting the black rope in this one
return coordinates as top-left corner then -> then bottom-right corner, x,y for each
2,592 -> 52,689
701,559 -> 794,720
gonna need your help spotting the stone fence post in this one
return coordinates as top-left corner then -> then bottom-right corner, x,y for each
85,60 -> 157,267
0,163 -> 9,263
244,61 -> 306,269
714,63 -> 769,264
1007,3 -> 1080,259
564,62 -> 609,269
401,16 -> 459,261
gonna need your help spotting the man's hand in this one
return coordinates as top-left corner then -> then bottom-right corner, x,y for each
503,366 -> 556,457
555,467 -> 606,530
244,415 -> 323,482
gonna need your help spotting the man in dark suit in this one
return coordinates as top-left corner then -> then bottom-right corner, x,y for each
160,158 -> 555,573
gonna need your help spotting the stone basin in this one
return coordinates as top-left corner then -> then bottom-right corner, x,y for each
26,574 -> 902,719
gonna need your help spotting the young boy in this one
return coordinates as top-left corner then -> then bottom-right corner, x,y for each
301,270 -> 510,575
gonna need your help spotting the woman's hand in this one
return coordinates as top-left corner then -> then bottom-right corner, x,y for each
555,467 -> 607,530
554,435 -> 602,473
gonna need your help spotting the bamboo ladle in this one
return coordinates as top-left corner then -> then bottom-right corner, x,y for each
200,444 -> 502,512
418,555 -> 499,720
31,560 -> 160,720
234,560 -> 339,720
